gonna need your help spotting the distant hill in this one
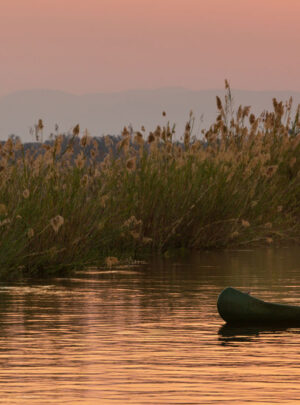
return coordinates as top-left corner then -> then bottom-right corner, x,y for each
1,88 -> 300,141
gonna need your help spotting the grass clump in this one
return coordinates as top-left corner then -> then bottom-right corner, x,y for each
0,85 -> 300,278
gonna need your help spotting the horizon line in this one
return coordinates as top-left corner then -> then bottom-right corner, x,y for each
1,86 -> 300,99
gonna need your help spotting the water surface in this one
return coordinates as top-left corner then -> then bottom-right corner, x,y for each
0,247 -> 300,404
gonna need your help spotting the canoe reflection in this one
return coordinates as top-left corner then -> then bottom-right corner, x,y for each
218,324 -> 300,344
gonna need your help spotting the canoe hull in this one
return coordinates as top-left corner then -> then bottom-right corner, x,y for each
217,287 -> 300,325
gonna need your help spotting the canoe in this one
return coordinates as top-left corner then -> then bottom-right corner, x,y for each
217,287 -> 300,325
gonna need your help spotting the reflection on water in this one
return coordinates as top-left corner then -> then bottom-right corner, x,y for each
0,247 -> 300,403
218,324 -> 297,343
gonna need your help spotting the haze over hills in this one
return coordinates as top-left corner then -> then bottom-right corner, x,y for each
0,88 -> 300,142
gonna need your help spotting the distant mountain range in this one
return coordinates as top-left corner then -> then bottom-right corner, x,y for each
1,88 -> 300,141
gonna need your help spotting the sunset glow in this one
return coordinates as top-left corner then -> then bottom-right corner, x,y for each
1,2 -> 300,404
0,0 -> 300,95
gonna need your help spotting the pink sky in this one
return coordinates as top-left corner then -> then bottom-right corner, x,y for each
0,0 -> 299,96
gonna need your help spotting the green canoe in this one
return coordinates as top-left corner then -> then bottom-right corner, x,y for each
217,287 -> 300,325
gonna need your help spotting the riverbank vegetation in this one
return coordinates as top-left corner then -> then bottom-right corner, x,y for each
0,85 -> 299,278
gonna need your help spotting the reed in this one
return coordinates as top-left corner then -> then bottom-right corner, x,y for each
0,87 -> 299,278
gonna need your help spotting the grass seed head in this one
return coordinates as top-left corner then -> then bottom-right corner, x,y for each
142,237 -> 152,245
23,189 -> 30,199
134,132 -> 144,146
117,136 -> 130,153
27,228 -> 34,238
148,133 -> 155,143
80,174 -> 89,187
75,152 -> 85,169
265,165 -> 278,177
249,114 -> 256,125
230,231 -> 239,238
80,131 -> 91,147
216,96 -> 223,111
0,218 -> 10,227
122,127 -> 130,137
241,219 -> 250,228
126,157 -> 136,172
105,256 -> 119,268
73,124 -> 80,136
50,215 -> 64,233
38,119 -> 44,131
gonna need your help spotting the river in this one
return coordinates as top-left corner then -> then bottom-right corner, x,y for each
0,247 -> 300,404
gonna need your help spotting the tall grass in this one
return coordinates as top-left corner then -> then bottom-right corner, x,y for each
0,86 -> 299,278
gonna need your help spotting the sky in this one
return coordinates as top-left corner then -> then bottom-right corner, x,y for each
0,0 -> 300,97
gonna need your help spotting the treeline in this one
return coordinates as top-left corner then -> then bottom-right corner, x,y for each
3,133 -> 120,162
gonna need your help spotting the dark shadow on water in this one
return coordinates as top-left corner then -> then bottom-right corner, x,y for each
218,323 -> 300,345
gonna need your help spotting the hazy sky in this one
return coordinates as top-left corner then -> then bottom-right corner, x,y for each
0,0 -> 299,96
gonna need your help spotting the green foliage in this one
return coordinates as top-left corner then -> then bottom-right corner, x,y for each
0,91 -> 299,279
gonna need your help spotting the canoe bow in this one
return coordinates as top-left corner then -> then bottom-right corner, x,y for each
217,287 -> 300,325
